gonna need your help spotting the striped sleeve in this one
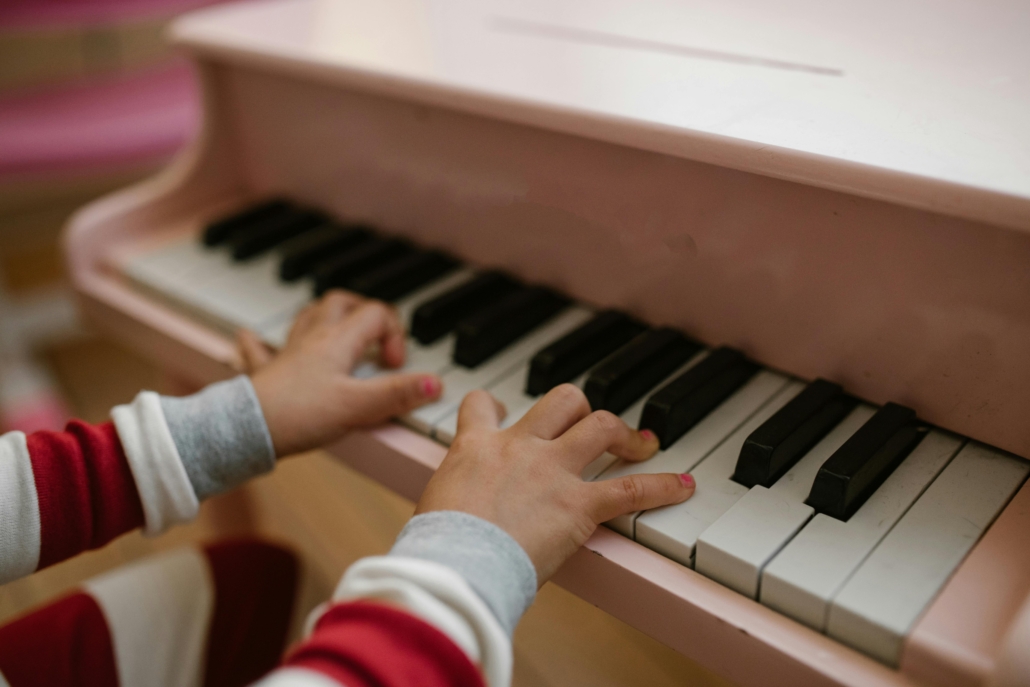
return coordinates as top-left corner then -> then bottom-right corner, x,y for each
0,422 -> 145,584
262,511 -> 538,687
0,376 -> 275,585
0,540 -> 297,687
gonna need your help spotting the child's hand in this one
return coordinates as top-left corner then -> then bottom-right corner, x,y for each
415,385 -> 696,583
246,291 -> 443,456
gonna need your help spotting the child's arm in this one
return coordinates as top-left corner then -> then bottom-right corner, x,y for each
0,292 -> 442,585
264,385 -> 696,687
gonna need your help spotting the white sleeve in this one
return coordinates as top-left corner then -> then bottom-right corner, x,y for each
281,511 -> 538,687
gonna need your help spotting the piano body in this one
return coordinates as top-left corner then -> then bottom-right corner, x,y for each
64,0 -> 1030,685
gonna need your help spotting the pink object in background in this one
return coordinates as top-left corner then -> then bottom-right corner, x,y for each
0,0 -> 209,433
0,0 -> 223,29
0,61 -> 200,179
0,392 -> 70,434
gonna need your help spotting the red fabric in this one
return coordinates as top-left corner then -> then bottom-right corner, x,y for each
284,601 -> 485,687
202,539 -> 299,687
0,592 -> 119,687
27,420 -> 145,570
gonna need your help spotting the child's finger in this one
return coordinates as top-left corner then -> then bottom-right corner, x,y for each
286,302 -> 320,345
236,329 -> 274,372
586,472 -> 695,524
556,410 -> 659,470
377,316 -> 407,369
516,383 -> 591,439
316,290 -> 365,326
352,373 -> 443,423
456,390 -> 506,434
336,301 -> 406,369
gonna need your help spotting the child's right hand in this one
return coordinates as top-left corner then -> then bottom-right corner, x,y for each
415,384 -> 696,584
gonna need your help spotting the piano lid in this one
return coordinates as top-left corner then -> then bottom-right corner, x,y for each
171,0 -> 1030,232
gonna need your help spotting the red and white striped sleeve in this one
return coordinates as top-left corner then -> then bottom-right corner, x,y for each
0,539 -> 298,687
0,376 -> 275,585
261,511 -> 538,687
0,421 -> 147,583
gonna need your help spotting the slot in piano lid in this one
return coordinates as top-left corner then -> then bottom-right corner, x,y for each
171,0 -> 1030,231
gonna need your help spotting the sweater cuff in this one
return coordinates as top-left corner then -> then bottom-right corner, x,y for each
112,391 -> 199,534
159,376 -> 276,501
389,511 -> 537,636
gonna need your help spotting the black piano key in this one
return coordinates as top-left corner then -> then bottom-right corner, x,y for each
347,251 -> 460,302
410,272 -> 521,345
278,224 -> 373,281
525,310 -> 647,397
806,402 -> 928,520
583,328 -> 701,416
202,198 -> 292,246
230,209 -> 328,260
452,287 -> 570,368
732,379 -> 858,488
638,347 -> 759,449
312,238 -> 412,296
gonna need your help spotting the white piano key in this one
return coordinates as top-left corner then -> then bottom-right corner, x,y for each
694,404 -> 875,598
403,307 -> 594,435
827,442 -> 1029,665
760,429 -> 963,631
631,377 -> 799,564
199,253 -> 311,330
583,353 -> 707,532
127,238 -> 311,333
432,363 -> 524,445
122,239 -> 233,322
600,370 -> 793,540
433,366 -> 593,445
125,238 -> 227,286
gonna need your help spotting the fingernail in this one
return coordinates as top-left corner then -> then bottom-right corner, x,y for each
640,429 -> 657,442
679,473 -> 695,488
420,376 -> 441,398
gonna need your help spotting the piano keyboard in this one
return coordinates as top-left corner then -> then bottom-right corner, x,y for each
121,199 -> 1030,668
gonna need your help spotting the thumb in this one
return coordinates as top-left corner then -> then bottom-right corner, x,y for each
348,373 -> 443,425
236,329 -> 274,373
588,472 -> 695,524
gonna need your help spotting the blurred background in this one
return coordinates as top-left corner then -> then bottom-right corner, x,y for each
0,0 -> 217,435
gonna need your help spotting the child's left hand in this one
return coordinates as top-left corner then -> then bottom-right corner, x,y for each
241,291 -> 443,456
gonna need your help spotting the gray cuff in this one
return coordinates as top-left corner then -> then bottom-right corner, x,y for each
390,511 -> 537,636
159,375 -> 276,501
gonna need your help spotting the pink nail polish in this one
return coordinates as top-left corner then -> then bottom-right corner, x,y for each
679,473 -> 695,488
640,429 -> 657,442
420,376 -> 441,398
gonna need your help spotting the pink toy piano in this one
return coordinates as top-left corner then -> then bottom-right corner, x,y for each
63,0 -> 1030,685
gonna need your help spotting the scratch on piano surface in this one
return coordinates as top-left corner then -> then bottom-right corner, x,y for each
490,16 -> 844,77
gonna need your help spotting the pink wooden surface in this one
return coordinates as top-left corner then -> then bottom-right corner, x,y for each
903,481 -> 1030,687
171,0 -> 1030,233
0,62 -> 199,179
